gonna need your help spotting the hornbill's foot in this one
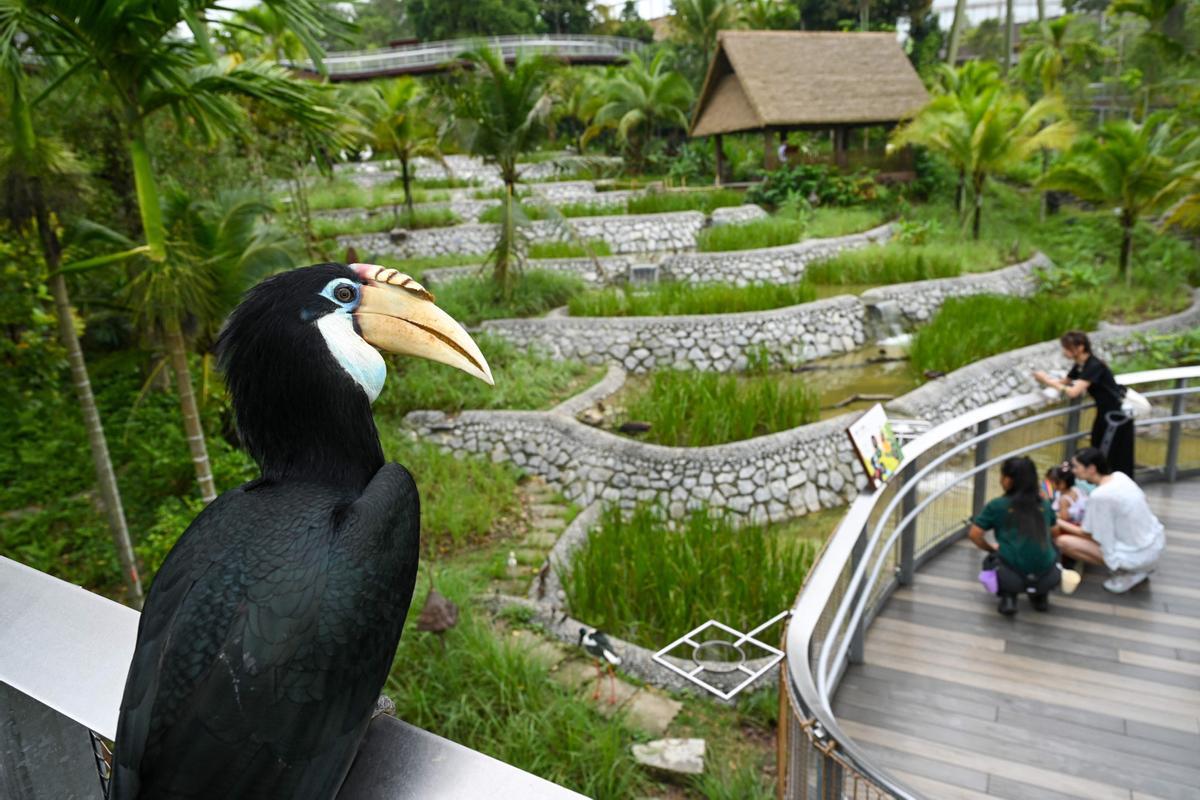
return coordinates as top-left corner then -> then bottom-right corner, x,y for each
373,694 -> 397,720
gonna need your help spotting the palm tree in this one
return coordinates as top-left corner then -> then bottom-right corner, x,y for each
360,79 -> 445,220
0,51 -> 146,603
892,62 -> 1074,239
450,47 -> 558,293
740,0 -> 798,30
1018,15 -> 1111,97
584,51 -> 695,172
1040,113 -> 1195,284
6,0 -> 342,503
671,0 -> 743,78
946,0 -> 967,64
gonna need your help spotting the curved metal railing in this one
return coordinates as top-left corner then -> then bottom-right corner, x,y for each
779,365 -> 1200,800
288,35 -> 644,79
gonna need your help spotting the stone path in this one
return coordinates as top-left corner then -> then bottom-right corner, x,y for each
492,479 -> 684,736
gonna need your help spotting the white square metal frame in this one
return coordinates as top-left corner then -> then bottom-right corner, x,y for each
651,610 -> 790,701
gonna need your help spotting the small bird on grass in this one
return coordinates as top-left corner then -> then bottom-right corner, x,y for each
579,628 -> 622,704
415,570 -> 459,650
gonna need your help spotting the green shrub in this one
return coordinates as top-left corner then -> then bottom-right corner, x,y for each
376,333 -> 599,418
568,281 -> 815,316
561,504 -> 820,648
527,240 -> 612,259
909,294 -> 1102,376
386,575 -> 646,798
1116,329 -> 1200,371
622,370 -> 819,447
432,270 -> 584,325
806,243 -> 964,285
747,163 -> 880,208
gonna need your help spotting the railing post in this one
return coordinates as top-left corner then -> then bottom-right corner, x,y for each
1166,378 -> 1187,483
973,419 -> 991,512
1063,396 -> 1083,462
847,527 -> 867,665
897,463 -> 917,586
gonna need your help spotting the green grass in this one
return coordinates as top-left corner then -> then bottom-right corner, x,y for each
696,206 -> 885,252
357,252 -> 482,277
414,176 -> 478,189
472,187 -> 531,200
909,294 -> 1102,376
561,503 -> 820,649
432,270 -> 585,325
621,370 -> 819,447
625,188 -> 746,216
376,332 -> 600,418
806,243 -> 967,284
303,179 -> 448,211
385,572 -> 647,798
312,207 -> 459,238
567,281 -> 815,316
527,240 -> 612,259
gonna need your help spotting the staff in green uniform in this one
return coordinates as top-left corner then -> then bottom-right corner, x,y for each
968,456 -> 1061,616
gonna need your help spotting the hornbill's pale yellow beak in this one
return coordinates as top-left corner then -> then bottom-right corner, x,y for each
350,263 -> 494,386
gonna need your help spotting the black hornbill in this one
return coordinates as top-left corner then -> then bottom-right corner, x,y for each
110,263 -> 492,799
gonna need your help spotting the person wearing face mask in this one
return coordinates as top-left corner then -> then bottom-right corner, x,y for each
1033,331 -> 1134,477
1054,447 -> 1164,593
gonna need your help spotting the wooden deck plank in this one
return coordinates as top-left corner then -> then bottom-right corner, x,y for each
827,481 -> 1200,798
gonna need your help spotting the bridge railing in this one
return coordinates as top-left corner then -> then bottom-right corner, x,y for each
289,35 -> 644,77
0,558 -> 586,799
778,365 -> 1200,800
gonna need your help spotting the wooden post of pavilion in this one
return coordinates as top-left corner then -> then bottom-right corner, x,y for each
714,134 -> 727,186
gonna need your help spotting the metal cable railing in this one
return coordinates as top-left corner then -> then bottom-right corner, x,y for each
779,365 -> 1200,800
288,35 -> 644,77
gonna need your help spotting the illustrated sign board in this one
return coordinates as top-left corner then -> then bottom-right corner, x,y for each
847,403 -> 904,489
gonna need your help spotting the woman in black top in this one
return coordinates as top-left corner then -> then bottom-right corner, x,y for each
1034,331 -> 1134,476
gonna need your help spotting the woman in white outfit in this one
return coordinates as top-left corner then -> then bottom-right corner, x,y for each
1054,447 -> 1165,593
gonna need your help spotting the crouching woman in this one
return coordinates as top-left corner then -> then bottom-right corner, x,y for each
969,457 -> 1060,616
1054,447 -> 1164,593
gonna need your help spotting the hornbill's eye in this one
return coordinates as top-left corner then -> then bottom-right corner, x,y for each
334,285 -> 356,303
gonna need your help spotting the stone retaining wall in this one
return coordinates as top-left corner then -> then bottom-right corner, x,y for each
423,257 -> 636,288
710,204 -> 769,226
860,252 -> 1047,327
339,211 -> 706,258
890,292 -> 1200,424
479,295 -> 866,372
657,223 -> 893,286
405,407 -> 864,524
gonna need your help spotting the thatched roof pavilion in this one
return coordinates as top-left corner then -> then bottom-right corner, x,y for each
689,31 -> 930,175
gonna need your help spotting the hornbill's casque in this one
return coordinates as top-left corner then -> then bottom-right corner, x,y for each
110,263 -> 492,799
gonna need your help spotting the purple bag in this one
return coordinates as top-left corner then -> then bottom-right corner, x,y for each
978,553 -> 1000,594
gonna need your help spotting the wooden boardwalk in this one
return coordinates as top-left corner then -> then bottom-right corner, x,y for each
832,480 -> 1200,800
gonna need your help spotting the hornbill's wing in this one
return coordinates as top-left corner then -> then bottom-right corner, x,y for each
110,465 -> 420,800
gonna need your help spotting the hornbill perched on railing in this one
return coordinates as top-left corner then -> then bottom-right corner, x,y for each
109,263 -> 492,799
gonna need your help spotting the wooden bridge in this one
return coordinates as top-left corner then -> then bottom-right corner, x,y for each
288,35 -> 643,81
781,366 -> 1200,800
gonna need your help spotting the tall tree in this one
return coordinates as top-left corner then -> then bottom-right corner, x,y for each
584,51 -> 695,172
450,47 -> 558,293
946,0 -> 967,64
892,62 -> 1074,238
1041,113 -> 1196,283
541,0 -> 594,34
671,0 -> 743,79
357,78 -> 445,219
407,0 -> 541,40
0,52 -> 146,603
6,0 -> 343,503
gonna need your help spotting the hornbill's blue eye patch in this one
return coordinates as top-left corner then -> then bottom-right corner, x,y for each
320,279 -> 361,309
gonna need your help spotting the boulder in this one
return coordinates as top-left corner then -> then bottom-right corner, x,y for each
631,738 -> 706,777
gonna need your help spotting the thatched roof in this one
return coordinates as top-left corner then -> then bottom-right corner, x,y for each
690,31 -> 930,137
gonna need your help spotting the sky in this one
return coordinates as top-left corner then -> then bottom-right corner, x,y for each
597,0 -> 1068,29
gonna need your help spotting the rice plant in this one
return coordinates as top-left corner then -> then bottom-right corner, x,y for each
696,206 -> 883,252
312,207 -> 459,238
805,243 -> 965,285
527,240 -> 613,259
567,281 -> 815,317
625,188 -> 745,215
909,293 -> 1102,375
304,179 -> 449,211
432,269 -> 585,325
376,332 -> 599,417
622,370 -> 819,447
561,503 -> 821,649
